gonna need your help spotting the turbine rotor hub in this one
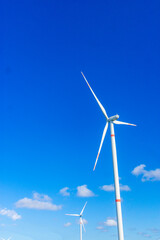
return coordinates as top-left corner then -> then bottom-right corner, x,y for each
108,114 -> 119,122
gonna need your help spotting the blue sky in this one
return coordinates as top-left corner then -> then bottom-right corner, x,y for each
0,0 -> 160,239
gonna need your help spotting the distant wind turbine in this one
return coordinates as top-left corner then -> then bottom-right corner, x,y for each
81,72 -> 136,240
66,202 -> 87,240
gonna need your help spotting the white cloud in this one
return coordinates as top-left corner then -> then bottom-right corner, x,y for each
33,192 -> 52,202
131,164 -> 146,176
77,185 -> 95,197
100,184 -> 114,191
120,184 -> 131,191
132,164 -> 160,181
15,193 -> 62,211
104,218 -> 117,227
0,208 -> 21,221
64,222 -> 72,227
100,184 -> 130,192
59,187 -> 70,197
96,226 -> 104,230
142,169 -> 160,181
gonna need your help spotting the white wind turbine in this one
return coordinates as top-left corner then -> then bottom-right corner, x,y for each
66,202 -> 87,240
81,72 -> 136,240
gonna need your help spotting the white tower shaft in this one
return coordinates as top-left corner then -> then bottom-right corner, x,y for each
110,122 -> 124,240
80,217 -> 82,240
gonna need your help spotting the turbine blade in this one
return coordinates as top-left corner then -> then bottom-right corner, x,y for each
93,122 -> 108,171
80,202 -> 87,216
81,72 -> 108,119
65,214 -> 79,217
113,120 -> 136,126
82,219 -> 86,232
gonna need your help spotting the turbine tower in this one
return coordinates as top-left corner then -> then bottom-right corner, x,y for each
81,72 -> 136,240
66,202 -> 87,240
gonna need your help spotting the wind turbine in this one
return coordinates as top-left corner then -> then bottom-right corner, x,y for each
66,202 -> 87,240
81,72 -> 136,240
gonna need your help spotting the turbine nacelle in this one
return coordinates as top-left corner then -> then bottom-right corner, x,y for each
108,115 -> 119,122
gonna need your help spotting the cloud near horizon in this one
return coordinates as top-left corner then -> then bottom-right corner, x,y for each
15,192 -> 62,211
100,184 -> 131,192
96,226 -> 105,230
64,222 -> 72,227
132,164 -> 160,181
0,208 -> 21,221
137,231 -> 151,238
104,218 -> 117,227
77,185 -> 95,197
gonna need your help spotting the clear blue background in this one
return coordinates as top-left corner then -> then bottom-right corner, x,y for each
0,0 -> 160,239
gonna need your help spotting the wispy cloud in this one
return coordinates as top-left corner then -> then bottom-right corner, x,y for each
64,222 -> 72,227
96,225 -> 108,232
132,164 -> 146,176
104,218 -> 117,227
59,187 -> 70,196
96,226 -> 104,230
148,228 -> 160,234
137,232 -> 151,238
100,184 -> 114,191
77,185 -> 95,197
15,192 -> 62,211
1,237 -> 12,240
0,223 -> 6,227
100,184 -> 131,192
132,164 -> 160,181
120,185 -> 131,191
0,208 -> 21,221
33,192 -> 52,202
